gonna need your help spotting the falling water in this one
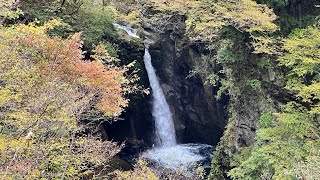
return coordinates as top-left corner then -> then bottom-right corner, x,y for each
143,47 -> 177,147
114,23 -> 176,147
114,23 -> 213,173
113,23 -> 140,38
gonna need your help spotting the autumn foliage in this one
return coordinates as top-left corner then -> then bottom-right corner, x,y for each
11,20 -> 131,116
0,20 -> 135,178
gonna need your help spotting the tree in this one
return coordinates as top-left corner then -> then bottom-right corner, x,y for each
279,27 -> 320,115
228,25 -> 320,180
0,20 -> 134,178
145,0 -> 277,48
0,0 -> 22,23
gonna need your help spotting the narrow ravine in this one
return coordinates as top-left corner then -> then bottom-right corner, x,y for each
114,23 -> 214,174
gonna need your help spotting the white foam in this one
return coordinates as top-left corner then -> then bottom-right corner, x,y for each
141,144 -> 213,171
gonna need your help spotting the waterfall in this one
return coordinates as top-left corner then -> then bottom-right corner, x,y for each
143,48 -> 177,147
114,23 -> 176,147
113,23 -> 140,38
114,23 -> 214,173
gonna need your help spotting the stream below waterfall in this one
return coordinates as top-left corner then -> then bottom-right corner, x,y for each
114,23 -> 214,175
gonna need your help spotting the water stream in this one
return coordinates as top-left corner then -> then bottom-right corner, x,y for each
143,48 -> 177,147
113,23 -> 140,38
114,23 -> 213,173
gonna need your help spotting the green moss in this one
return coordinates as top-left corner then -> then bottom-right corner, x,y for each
246,79 -> 261,91
131,23 -> 140,29
257,57 -> 272,69
209,117 -> 236,179
259,111 -> 273,128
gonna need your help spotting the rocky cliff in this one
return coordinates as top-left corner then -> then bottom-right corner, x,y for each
141,9 -> 228,146
105,6 -> 289,178
139,6 -> 289,179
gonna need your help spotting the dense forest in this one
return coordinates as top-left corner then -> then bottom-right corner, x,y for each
0,0 -> 319,179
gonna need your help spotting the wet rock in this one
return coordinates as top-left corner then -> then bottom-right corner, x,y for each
117,138 -> 148,165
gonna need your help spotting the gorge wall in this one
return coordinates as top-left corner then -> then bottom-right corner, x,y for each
146,26 -> 228,146
105,6 -> 288,177
139,7 -> 288,179
104,12 -> 228,147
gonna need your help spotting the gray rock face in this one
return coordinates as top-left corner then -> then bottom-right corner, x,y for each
227,88 -> 274,152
